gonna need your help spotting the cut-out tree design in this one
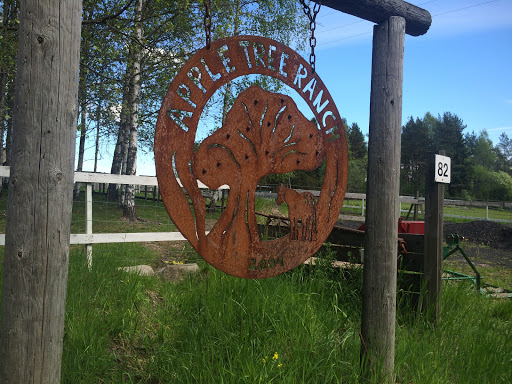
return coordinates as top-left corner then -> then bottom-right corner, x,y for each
194,86 -> 324,263
154,36 -> 348,279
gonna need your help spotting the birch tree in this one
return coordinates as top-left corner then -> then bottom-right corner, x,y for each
0,0 -> 19,194
121,0 -> 144,219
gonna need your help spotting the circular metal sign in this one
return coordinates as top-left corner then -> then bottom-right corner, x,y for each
155,36 -> 348,278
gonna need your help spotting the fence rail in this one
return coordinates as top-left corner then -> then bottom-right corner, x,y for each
0,167 -> 510,259
0,166 -> 225,266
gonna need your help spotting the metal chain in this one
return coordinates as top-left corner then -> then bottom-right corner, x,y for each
203,0 -> 212,50
299,0 -> 321,72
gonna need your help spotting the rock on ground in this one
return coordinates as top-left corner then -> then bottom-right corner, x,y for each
156,263 -> 200,282
118,265 -> 155,276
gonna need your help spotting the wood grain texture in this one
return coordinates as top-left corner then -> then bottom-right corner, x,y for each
0,0 -> 82,382
361,16 -> 405,382
317,0 -> 431,36
423,151 -> 445,321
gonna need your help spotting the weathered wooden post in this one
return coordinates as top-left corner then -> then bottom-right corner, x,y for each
423,150 -> 448,320
316,0 -> 431,381
0,0 -> 82,381
361,16 -> 405,380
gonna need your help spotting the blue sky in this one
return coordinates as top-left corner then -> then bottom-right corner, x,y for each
82,0 -> 512,176
312,0 -> 512,143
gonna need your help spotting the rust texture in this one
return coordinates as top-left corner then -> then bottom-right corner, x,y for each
154,35 -> 348,278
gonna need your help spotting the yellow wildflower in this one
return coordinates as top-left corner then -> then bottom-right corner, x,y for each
272,352 -> 278,360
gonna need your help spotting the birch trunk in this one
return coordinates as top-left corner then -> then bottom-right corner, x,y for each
106,75 -> 130,201
93,96 -> 102,173
74,113 -> 86,200
0,0 -> 82,382
5,76 -> 14,165
0,0 -> 19,193
74,16 -> 90,200
122,0 -> 144,220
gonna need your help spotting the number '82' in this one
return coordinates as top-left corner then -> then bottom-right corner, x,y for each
434,154 -> 451,183
437,161 -> 448,177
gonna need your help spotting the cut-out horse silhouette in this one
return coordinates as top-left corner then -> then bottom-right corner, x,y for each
276,185 -> 317,241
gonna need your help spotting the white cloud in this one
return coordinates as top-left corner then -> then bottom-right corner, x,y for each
486,126 -> 512,132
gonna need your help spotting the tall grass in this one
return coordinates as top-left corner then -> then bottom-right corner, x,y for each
395,283 -> 512,383
62,247 -> 364,383
1,192 -> 511,383
58,245 -> 512,383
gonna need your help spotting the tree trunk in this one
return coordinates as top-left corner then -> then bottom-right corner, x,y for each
0,0 -> 82,382
106,124 -> 124,200
120,115 -> 129,206
93,62 -> 106,174
0,0 -> 19,194
3,76 -> 14,192
5,75 -> 14,166
122,0 -> 144,220
74,29 -> 89,200
0,69 -> 6,197
0,0 -> 17,142
74,117 -> 86,200
221,81 -> 232,125
93,104 -> 101,173
0,72 -> 8,159
106,82 -> 130,201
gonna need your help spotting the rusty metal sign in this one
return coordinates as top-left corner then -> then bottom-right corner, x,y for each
154,36 -> 348,278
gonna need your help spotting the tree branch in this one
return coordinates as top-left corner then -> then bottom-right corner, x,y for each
82,0 -> 137,25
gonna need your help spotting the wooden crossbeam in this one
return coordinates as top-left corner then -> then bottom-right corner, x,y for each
315,0 -> 431,36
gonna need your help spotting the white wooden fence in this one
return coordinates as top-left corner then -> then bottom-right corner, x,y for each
0,166 -> 228,267
0,166 -> 510,263
299,190 -> 512,224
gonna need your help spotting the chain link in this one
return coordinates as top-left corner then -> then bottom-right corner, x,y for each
299,0 -> 321,72
203,0 -> 212,50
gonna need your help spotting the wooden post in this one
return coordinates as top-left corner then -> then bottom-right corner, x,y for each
86,182 -> 93,268
317,0 -> 431,36
423,151 -> 445,320
0,0 -> 82,381
361,16 -> 405,381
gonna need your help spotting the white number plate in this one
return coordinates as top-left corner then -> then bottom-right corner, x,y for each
435,154 -> 451,184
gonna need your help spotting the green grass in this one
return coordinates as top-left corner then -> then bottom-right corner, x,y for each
443,204 -> 512,222
341,198 -> 512,223
443,246 -> 512,290
55,246 -> 512,383
1,193 -> 512,383
395,282 -> 512,384
61,247 -> 364,383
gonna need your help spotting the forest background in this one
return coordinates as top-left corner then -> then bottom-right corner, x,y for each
0,0 -> 511,220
